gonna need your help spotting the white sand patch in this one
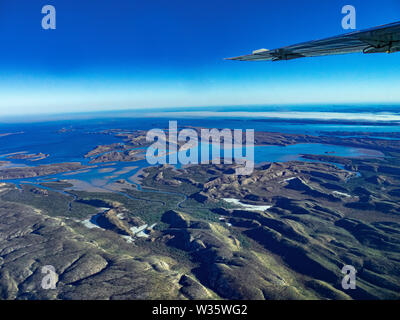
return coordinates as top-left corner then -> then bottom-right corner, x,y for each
81,219 -> 101,229
333,191 -> 352,198
130,223 -> 157,238
223,198 -> 272,212
136,231 -> 149,238
131,224 -> 147,233
122,235 -> 135,243
81,208 -> 109,229
148,223 -> 157,230
130,224 -> 149,238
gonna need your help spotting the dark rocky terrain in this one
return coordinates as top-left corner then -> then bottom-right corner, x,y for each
6,152 -> 49,161
1,130 -> 400,300
0,163 -> 86,180
137,157 -> 400,300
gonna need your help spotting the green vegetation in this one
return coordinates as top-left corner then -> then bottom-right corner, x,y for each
40,181 -> 74,189
2,130 -> 400,300
1,185 -> 97,218
71,189 -> 183,226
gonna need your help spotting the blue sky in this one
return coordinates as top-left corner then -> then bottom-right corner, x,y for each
0,0 -> 399,116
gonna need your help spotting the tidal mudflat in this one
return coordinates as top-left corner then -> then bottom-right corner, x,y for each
1,114 -> 400,300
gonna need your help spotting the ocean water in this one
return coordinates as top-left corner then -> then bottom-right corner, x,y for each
0,105 -> 398,188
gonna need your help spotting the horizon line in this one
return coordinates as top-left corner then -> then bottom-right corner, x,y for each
1,103 -> 400,124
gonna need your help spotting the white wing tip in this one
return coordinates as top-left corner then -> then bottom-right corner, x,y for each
252,48 -> 269,54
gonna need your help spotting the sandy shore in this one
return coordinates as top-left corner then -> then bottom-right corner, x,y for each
128,166 -> 149,185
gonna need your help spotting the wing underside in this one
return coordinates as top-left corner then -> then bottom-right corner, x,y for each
228,21 -> 400,61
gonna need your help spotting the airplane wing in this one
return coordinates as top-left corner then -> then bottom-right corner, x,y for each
227,21 -> 400,61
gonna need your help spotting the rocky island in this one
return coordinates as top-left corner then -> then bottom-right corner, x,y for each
0,127 -> 400,300
0,162 -> 87,179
